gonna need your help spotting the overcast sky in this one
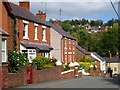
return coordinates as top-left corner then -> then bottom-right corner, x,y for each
8,0 -> 119,23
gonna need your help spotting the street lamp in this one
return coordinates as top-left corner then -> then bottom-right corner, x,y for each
108,51 -> 111,67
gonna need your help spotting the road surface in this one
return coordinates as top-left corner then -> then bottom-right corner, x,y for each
15,76 -> 119,88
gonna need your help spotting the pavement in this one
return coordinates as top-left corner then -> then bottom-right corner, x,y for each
14,76 -> 120,89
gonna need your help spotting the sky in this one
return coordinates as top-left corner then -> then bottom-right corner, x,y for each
8,0 -> 120,23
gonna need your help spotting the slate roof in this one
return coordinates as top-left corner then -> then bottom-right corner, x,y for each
91,52 -> 105,61
7,2 -> 50,27
0,28 -> 9,36
20,41 -> 53,51
76,44 -> 90,55
103,57 -> 120,63
47,22 -> 75,40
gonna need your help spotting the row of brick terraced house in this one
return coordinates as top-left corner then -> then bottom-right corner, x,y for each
0,0 -> 78,88
0,0 -> 78,70
0,0 -> 107,88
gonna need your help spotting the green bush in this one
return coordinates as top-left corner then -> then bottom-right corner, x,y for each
8,50 -> 29,73
50,57 -> 57,66
61,63 -> 70,72
32,56 -> 57,70
78,62 -> 95,71
80,58 -> 94,62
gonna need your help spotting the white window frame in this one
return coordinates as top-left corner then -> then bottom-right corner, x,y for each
64,38 -> 67,44
2,39 -> 7,62
21,49 -> 36,63
42,52 -> 49,58
42,25 -> 47,42
23,20 -> 29,40
27,49 -> 36,63
34,23 -> 39,41
69,39 -> 71,44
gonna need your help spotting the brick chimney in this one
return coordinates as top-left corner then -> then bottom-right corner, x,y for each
36,10 -> 46,21
19,0 -> 30,11
53,20 -> 61,27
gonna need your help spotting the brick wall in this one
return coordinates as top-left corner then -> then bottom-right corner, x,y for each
2,66 -> 27,88
0,66 -> 2,88
2,65 -> 62,88
2,65 -> 83,88
33,66 -> 62,84
61,70 -> 74,79
90,67 -> 104,76
62,38 -> 76,64
75,48 -> 85,62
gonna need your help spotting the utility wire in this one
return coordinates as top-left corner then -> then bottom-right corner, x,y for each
109,0 -> 120,19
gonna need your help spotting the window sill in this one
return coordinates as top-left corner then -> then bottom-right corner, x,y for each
34,39 -> 39,41
23,37 -> 29,40
42,39 -> 47,42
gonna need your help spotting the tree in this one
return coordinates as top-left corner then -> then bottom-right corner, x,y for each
61,21 -> 72,32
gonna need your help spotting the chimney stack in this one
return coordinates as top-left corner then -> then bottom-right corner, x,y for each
53,20 -> 61,27
19,0 -> 30,11
36,10 -> 46,21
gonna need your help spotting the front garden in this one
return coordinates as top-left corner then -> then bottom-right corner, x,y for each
78,58 -> 97,71
8,50 -> 57,73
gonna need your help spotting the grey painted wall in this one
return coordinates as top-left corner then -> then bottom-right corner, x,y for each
50,28 -> 62,61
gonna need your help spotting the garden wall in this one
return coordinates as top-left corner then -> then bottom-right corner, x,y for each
2,65 -> 82,88
61,70 -> 74,79
2,65 -> 62,88
2,65 -> 27,88
90,67 -> 105,77
33,66 -> 62,84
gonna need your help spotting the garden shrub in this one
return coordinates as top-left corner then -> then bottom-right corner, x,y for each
78,62 -> 95,71
8,50 -> 29,73
80,58 -> 94,62
32,56 -> 57,70
61,63 -> 70,72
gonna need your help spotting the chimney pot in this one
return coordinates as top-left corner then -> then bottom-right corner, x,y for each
36,10 -> 46,21
19,0 -> 30,11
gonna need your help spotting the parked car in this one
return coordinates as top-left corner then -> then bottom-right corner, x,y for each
112,74 -> 119,78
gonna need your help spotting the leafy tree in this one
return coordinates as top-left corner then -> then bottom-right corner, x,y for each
61,21 -> 72,32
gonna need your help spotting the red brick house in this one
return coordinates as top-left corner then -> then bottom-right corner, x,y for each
35,12 -> 77,65
75,44 -> 91,62
3,1 -> 53,63
49,21 -> 77,65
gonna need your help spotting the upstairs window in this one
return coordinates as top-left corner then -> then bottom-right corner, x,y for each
2,39 -> 7,62
23,20 -> 29,40
42,25 -> 47,42
69,39 -> 71,44
34,23 -> 38,41
114,68 -> 117,72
